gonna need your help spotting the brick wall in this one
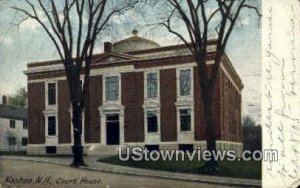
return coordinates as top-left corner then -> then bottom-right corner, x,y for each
27,55 -> 242,145
122,72 -> 144,142
160,69 -> 177,142
85,76 -> 102,143
220,69 -> 242,142
28,82 -> 45,144
58,80 -> 71,143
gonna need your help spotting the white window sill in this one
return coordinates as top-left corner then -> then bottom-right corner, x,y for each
144,97 -> 160,101
143,101 -> 160,109
179,130 -> 193,133
103,100 -> 121,104
46,135 -> 58,138
44,106 -> 58,113
46,104 -> 58,108
175,99 -> 194,106
146,132 -> 160,135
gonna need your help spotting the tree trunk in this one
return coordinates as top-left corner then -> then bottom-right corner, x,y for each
84,77 -> 90,145
66,68 -> 86,167
201,87 -> 218,173
71,103 -> 85,167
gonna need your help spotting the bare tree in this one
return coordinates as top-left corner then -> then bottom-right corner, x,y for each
158,0 -> 261,173
12,0 -> 138,167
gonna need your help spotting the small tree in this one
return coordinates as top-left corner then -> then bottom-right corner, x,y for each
13,0 -> 138,167
157,0 -> 261,173
8,87 -> 27,107
242,119 -> 261,152
242,115 -> 256,127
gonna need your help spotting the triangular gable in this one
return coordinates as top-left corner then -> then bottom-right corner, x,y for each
93,52 -> 136,64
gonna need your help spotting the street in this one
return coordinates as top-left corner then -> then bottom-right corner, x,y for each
0,159 -> 228,188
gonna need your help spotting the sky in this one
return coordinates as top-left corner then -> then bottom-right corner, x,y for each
0,1 -> 261,123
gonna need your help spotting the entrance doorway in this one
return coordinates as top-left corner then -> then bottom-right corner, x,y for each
106,114 -> 120,145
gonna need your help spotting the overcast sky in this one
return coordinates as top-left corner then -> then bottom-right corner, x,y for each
0,1 -> 261,123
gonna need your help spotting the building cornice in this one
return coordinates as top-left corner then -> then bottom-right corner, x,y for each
26,41 -> 217,69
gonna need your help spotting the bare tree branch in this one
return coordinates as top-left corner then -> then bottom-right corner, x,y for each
242,4 -> 262,16
11,4 -> 65,60
12,0 -> 139,167
157,0 -> 261,172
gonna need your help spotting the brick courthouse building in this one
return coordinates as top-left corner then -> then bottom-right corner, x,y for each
25,31 -> 243,155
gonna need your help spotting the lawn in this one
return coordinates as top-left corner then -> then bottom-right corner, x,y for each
98,154 -> 261,180
0,151 -> 27,156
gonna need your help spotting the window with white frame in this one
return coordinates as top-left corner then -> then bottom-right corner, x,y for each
47,83 -> 56,105
47,116 -> 56,136
9,119 -> 15,129
147,72 -> 158,99
105,76 -> 119,101
23,120 -> 28,129
8,137 -> 16,146
179,69 -> 191,96
147,110 -> 158,133
180,109 -> 191,131
22,137 -> 28,146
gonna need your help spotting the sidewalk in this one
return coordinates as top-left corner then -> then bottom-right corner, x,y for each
0,155 -> 261,187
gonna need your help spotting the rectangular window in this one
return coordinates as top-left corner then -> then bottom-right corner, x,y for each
145,145 -> 159,152
48,116 -> 56,136
179,144 -> 194,152
147,111 -> 158,133
180,109 -> 191,131
21,137 -> 28,146
9,119 -> 15,129
8,137 -> 16,146
48,83 -> 56,105
105,76 -> 119,101
180,69 -> 191,96
23,120 -> 28,129
46,146 -> 56,154
147,73 -> 158,98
